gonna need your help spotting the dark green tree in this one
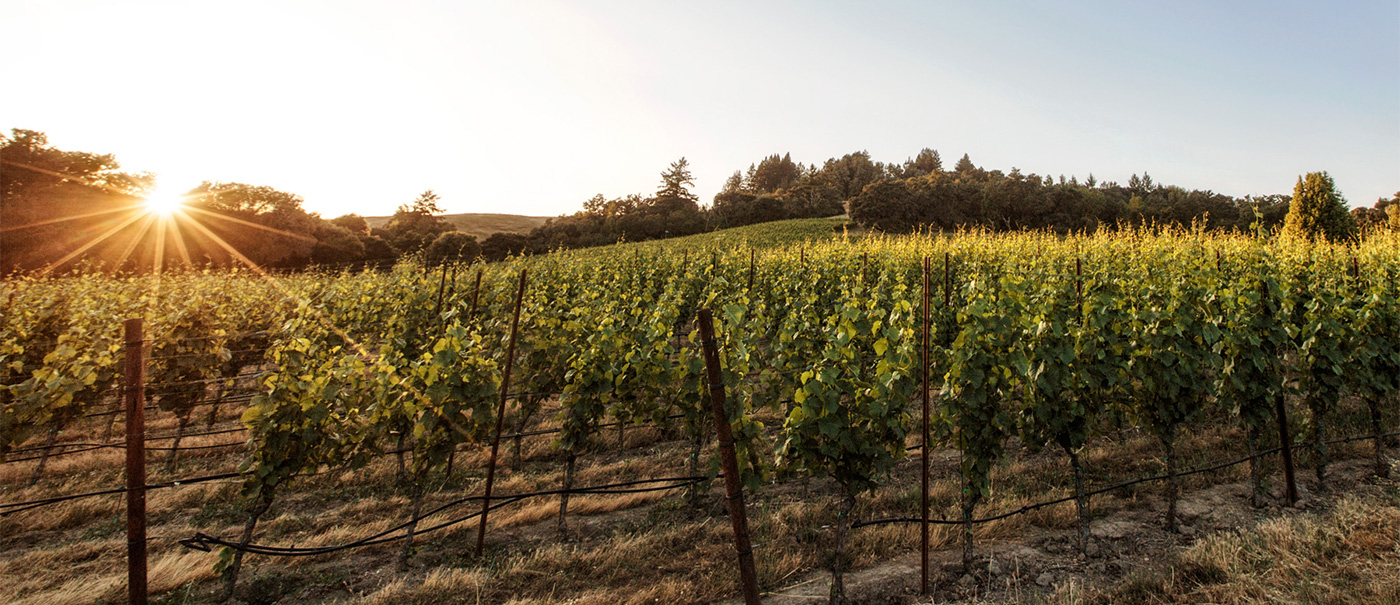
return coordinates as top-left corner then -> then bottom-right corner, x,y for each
329,213 -> 371,235
750,153 -> 802,193
182,181 -> 323,267
902,148 -> 942,177
309,223 -> 366,265
813,151 -> 885,202
385,190 -> 453,254
1354,192 -> 1400,231
424,231 -> 480,263
481,232 -> 530,261
953,153 -> 979,179
191,182 -> 306,216
651,157 -> 699,214
0,129 -> 153,271
1,129 -> 150,202
1281,172 -> 1357,241
848,180 -> 918,232
720,170 -> 745,194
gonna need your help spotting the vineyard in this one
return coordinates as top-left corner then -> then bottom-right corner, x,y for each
3,217 -> 1399,604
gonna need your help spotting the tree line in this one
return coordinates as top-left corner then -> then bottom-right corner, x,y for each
4,128 -> 1396,273
0,130 -> 523,273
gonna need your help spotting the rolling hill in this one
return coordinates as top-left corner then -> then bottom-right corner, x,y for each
364,212 -> 552,242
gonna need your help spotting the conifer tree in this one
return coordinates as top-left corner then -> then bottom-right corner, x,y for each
954,153 -> 976,174
1281,171 -> 1357,241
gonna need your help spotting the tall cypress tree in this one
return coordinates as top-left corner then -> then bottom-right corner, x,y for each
1281,171 -> 1357,241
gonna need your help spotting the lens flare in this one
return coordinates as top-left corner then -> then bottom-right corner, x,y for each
143,189 -> 186,215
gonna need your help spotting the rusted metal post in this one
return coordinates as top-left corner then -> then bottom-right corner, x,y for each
696,309 -> 761,605
468,269 -> 483,320
433,261 -> 449,321
1076,257 -> 1083,311
943,252 -> 951,306
123,318 -> 148,605
748,248 -> 755,291
1274,396 -> 1299,505
475,268 -> 527,556
920,257 -> 931,595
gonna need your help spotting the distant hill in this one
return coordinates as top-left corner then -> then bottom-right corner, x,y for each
365,213 -> 552,242
558,216 -> 849,260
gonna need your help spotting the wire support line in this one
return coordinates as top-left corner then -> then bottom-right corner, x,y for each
145,331 -> 272,345
146,348 -> 268,362
79,393 -> 257,418
8,423 -> 248,455
49,373 -> 268,405
178,475 -> 705,557
850,429 -> 1400,529
501,413 -> 688,441
9,407 -> 681,466
141,371 -> 270,389
2,433 -> 249,464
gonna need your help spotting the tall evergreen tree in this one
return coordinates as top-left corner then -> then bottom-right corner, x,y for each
954,153 -> 976,175
650,157 -> 701,216
750,153 -> 802,193
1281,171 -> 1357,241
898,148 -> 943,178
656,157 -> 698,203
720,170 -> 745,194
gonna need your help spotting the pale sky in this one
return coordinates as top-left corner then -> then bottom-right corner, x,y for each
4,0 -> 1397,218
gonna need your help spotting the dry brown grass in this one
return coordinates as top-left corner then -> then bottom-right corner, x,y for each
1046,492 -> 1400,605
3,391 -> 1391,604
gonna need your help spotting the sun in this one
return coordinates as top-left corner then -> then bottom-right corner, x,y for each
142,188 -> 186,215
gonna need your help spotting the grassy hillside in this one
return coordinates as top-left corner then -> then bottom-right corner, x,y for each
364,212 -> 551,241
554,216 -> 851,260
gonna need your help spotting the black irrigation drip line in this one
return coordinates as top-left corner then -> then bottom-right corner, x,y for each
182,496 -> 529,557
178,475 -> 705,557
0,472 -> 241,517
851,429 -> 1400,530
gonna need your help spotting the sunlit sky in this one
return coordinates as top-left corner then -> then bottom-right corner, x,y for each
4,0 -> 1397,218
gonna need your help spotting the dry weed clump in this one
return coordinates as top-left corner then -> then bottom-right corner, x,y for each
1048,493 -> 1400,604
